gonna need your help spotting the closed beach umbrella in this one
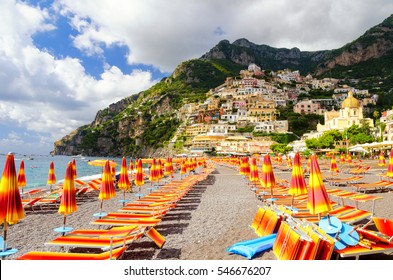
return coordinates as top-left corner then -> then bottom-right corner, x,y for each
249,157 -> 259,183
260,154 -> 276,197
157,159 -> 164,180
243,157 -> 250,177
307,155 -> 333,215
378,152 -> 386,167
346,153 -> 353,166
180,159 -> 187,178
47,161 -> 57,192
17,160 -> 26,194
164,157 -> 173,177
118,157 -> 131,206
134,159 -> 145,187
111,160 -> 117,177
149,158 -> 159,183
387,149 -> 393,177
72,159 -> 77,179
330,156 -> 339,173
129,158 -> 134,172
58,162 -> 77,230
0,153 -> 25,251
288,152 -> 308,198
97,160 -> 116,216
339,153 -> 346,164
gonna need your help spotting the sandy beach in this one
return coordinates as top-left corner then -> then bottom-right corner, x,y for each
3,158 -> 393,260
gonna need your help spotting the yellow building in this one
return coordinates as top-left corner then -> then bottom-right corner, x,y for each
316,91 -> 373,132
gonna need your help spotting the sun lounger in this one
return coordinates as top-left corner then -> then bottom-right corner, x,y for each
372,217 -> 393,241
349,166 -> 370,174
352,180 -> 393,193
17,246 -> 126,260
45,226 -> 144,251
335,228 -> 393,259
327,176 -> 363,187
90,217 -> 162,227
22,197 -> 42,211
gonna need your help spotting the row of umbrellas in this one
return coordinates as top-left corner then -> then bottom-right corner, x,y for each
0,154 -> 185,254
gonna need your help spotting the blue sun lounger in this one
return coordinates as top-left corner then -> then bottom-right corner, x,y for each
226,234 -> 277,259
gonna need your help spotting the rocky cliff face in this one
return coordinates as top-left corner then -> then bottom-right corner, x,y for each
53,14 -> 393,157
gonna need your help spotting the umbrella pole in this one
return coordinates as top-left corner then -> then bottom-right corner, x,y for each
99,200 -> 103,215
62,215 -> 67,236
123,191 -> 126,207
2,223 -> 8,252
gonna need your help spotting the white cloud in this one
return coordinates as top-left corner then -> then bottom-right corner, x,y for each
0,0 -> 157,154
56,0 -> 393,72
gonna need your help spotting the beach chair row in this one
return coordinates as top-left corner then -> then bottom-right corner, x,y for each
17,169 -> 214,260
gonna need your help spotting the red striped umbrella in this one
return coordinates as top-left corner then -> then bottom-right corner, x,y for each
249,157 -> 259,183
164,157 -> 174,177
180,159 -> 187,178
47,161 -> 57,192
260,154 -> 276,197
17,160 -> 26,194
288,153 -> 308,196
243,157 -> 250,177
134,159 -> 145,187
378,152 -> 386,167
339,153 -> 346,164
111,160 -> 117,177
387,149 -> 393,177
72,159 -> 77,179
149,158 -> 159,183
157,159 -> 164,180
98,160 -> 116,216
129,158 -> 134,172
58,162 -> 77,229
330,156 -> 339,173
118,157 -> 131,206
346,153 -> 353,166
0,153 -> 25,251
307,155 -> 333,215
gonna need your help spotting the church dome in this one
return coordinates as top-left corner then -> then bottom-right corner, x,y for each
341,91 -> 360,109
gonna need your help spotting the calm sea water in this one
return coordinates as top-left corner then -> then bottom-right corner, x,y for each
0,154 -> 126,191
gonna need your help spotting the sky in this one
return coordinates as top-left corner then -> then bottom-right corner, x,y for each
1,0 -> 392,155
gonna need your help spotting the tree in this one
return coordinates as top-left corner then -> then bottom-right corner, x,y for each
270,143 -> 292,154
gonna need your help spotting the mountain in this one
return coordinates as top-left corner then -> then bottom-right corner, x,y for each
53,14 -> 393,157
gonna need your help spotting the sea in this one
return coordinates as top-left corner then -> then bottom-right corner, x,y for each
0,154 -> 126,191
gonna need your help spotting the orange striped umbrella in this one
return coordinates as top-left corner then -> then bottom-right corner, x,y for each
260,154 -> 276,197
47,161 -> 57,192
118,157 -> 131,206
97,160 -> 116,216
339,153 -> 346,164
111,160 -> 117,177
0,153 -> 25,251
346,153 -> 353,166
286,156 -> 292,167
307,155 -> 333,215
117,157 -> 131,206
164,157 -> 174,177
378,152 -> 386,167
249,157 -> 259,183
243,157 -> 250,177
72,159 -> 77,179
58,162 -> 77,230
149,158 -> 159,183
288,153 -> 307,196
129,158 -> 134,172
157,159 -> 164,180
330,156 -> 339,173
17,160 -> 26,194
180,159 -> 187,178
134,159 -> 145,187
387,149 -> 393,177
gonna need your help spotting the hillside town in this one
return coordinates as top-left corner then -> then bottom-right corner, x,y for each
172,63 -> 393,155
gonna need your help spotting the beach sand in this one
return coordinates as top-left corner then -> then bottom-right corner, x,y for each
3,159 -> 393,260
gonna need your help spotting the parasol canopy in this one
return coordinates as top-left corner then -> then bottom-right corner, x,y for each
288,152 -> 307,197
307,155 -> 333,215
249,157 -> 259,182
0,153 -> 25,253
88,159 -> 118,167
134,159 -> 145,186
387,149 -> 393,177
58,162 -> 77,216
17,160 -> 26,193
260,154 -> 276,197
330,156 -> 339,173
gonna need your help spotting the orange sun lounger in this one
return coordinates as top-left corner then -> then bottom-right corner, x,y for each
17,246 -> 126,260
